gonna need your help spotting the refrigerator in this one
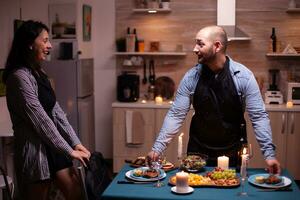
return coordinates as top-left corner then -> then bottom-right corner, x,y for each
44,58 -> 95,152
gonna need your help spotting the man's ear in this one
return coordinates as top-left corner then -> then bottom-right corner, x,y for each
214,41 -> 222,53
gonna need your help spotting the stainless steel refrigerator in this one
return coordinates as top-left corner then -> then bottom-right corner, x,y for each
44,58 -> 95,152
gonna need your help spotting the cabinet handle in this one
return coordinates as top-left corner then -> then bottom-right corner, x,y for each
281,113 -> 285,134
290,113 -> 294,134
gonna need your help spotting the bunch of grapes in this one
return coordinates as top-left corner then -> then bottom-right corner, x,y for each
207,167 -> 236,180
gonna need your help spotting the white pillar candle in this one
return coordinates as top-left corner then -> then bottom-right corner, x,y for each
176,171 -> 189,192
217,155 -> 229,169
178,133 -> 184,159
155,96 -> 163,104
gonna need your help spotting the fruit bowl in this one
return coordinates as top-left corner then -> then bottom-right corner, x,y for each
180,153 -> 208,172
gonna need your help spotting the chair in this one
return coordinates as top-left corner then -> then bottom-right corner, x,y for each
77,166 -> 89,200
0,167 -> 13,200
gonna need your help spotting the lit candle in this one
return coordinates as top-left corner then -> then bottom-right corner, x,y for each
155,96 -> 163,104
240,147 -> 248,178
176,171 -> 189,192
286,101 -> 293,108
178,133 -> 184,159
241,147 -> 248,167
217,155 -> 229,169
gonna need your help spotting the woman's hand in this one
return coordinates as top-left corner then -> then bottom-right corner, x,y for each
70,150 -> 90,167
75,144 -> 91,159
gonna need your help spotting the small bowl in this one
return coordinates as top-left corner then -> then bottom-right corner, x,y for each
180,153 -> 208,172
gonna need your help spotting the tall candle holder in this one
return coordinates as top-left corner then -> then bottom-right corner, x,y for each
237,146 -> 250,196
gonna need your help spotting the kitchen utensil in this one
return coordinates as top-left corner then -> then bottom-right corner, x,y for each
117,181 -> 152,184
257,187 -> 293,192
148,59 -> 155,85
142,62 -> 147,84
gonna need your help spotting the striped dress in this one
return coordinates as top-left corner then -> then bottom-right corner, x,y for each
5,67 -> 81,185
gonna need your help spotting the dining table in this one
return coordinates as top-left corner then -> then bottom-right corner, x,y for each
101,163 -> 300,200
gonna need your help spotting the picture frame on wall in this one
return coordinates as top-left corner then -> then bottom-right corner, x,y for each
83,4 -> 92,41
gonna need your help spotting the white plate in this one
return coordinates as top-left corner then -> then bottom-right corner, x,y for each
248,174 -> 292,188
171,186 -> 194,194
125,167 -> 166,182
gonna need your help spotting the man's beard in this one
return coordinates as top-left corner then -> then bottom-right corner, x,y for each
197,49 -> 215,65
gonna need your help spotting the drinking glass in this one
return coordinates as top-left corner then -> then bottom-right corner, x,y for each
151,156 -> 165,187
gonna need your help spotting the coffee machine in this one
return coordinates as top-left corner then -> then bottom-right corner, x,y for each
265,69 -> 283,104
117,71 -> 140,102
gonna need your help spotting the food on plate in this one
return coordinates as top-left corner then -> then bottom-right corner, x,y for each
180,154 -> 207,171
169,168 -> 239,187
170,173 -> 214,186
143,169 -> 159,178
132,156 -> 146,166
255,176 -> 265,184
206,167 -> 236,180
133,168 -> 143,177
162,161 -> 174,170
265,175 -> 282,185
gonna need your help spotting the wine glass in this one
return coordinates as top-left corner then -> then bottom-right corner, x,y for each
151,156 -> 165,187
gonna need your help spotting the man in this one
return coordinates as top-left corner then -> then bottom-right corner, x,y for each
147,26 -> 281,174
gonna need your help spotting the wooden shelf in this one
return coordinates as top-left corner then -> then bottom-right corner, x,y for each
266,53 -> 300,57
286,8 -> 300,13
132,8 -> 171,13
115,52 -> 186,56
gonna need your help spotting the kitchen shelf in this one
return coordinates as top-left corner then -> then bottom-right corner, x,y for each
266,53 -> 300,57
115,52 -> 186,56
132,8 -> 171,13
286,8 -> 300,13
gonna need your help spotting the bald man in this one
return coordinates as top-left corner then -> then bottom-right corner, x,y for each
147,26 -> 281,174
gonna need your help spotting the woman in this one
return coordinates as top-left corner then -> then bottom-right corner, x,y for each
3,20 -> 91,200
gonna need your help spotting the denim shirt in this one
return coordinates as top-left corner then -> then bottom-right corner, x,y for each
152,57 -> 276,160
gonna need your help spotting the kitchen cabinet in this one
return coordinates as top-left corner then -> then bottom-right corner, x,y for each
112,106 -> 193,172
115,52 -> 186,56
113,107 -> 156,172
246,111 -> 300,180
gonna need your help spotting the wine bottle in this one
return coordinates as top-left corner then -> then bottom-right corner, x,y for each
133,28 -> 139,52
270,27 -> 277,52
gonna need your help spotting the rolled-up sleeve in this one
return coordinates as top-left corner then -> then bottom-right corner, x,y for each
244,72 -> 276,160
152,67 -> 198,153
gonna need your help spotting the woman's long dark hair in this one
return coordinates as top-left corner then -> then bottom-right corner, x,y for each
2,20 -> 49,83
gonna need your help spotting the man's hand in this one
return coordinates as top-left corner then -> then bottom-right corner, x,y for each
265,159 -> 281,175
70,150 -> 90,167
146,151 -> 160,166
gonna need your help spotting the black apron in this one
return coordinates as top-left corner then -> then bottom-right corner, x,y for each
187,58 -> 246,167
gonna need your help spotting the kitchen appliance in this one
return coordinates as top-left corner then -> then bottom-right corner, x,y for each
117,72 -> 139,102
265,69 -> 283,104
44,59 -> 95,151
287,82 -> 300,104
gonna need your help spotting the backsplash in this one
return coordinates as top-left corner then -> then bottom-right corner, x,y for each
115,0 -> 300,102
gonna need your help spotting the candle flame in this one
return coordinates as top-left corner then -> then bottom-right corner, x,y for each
179,132 -> 184,138
242,147 -> 247,155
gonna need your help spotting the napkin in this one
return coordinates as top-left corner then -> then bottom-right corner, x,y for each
125,111 -> 144,145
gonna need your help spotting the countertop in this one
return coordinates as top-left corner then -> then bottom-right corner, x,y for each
112,101 -> 300,112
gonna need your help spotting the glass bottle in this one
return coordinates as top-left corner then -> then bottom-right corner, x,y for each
270,27 -> 277,52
